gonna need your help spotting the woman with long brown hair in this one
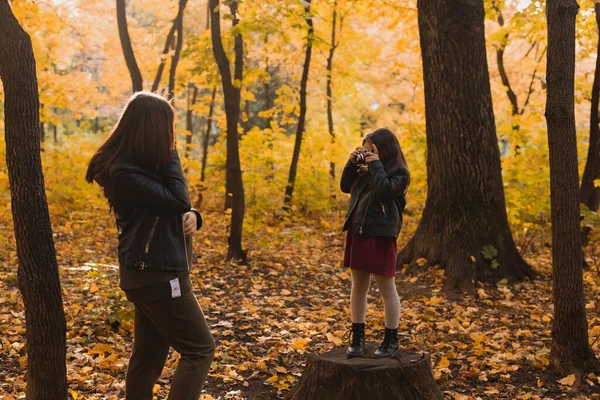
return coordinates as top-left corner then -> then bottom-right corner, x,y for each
87,91 -> 214,399
340,128 -> 410,359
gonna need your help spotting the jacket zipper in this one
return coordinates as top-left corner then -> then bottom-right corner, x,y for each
144,217 -> 159,253
182,218 -> 190,270
381,202 -> 388,219
359,192 -> 374,235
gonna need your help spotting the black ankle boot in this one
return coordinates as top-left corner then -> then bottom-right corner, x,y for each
373,327 -> 399,359
345,323 -> 365,358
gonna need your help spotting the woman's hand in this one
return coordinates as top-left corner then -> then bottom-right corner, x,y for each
365,144 -> 380,163
349,147 -> 361,164
183,211 -> 197,237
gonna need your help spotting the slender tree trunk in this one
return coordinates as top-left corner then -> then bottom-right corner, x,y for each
284,0 -> 314,209
201,86 -> 217,183
116,0 -> 143,92
327,1 -> 338,182
264,36 -> 276,181
546,0 -> 598,372
581,3 -> 600,214
210,0 -> 245,261
398,0 -> 533,293
168,0 -> 187,102
53,123 -> 57,143
0,2 -> 67,398
184,84 -> 199,165
151,23 -> 176,93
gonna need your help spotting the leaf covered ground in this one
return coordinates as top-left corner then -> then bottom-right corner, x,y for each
2,202 -> 600,400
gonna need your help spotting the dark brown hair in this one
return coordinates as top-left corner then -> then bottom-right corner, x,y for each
86,91 -> 175,184
363,128 -> 408,176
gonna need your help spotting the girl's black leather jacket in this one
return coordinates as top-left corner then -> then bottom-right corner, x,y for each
340,160 -> 410,238
101,151 -> 201,272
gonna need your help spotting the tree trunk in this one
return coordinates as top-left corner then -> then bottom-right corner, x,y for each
151,22 -> 176,93
581,3 -> 600,214
284,0 -> 314,210
0,2 -> 67,398
168,0 -> 187,102
264,36 -> 275,181
184,84 -> 198,165
53,123 -> 57,143
398,0 -> 533,293
286,345 -> 443,400
210,0 -> 245,261
116,0 -> 143,92
201,86 -> 217,183
327,1 -> 338,182
545,0 -> 598,373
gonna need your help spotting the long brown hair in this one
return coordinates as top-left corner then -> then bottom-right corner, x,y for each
86,91 -> 175,184
363,128 -> 408,175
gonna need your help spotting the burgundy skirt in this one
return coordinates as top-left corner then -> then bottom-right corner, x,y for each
343,213 -> 397,277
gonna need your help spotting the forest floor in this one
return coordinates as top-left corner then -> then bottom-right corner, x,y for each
2,206 -> 600,400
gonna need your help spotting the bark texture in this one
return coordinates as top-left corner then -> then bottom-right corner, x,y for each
581,3 -> 600,213
168,0 -> 187,102
0,1 -> 67,397
286,345 -> 443,400
399,0 -> 533,292
546,0 -> 598,372
327,1 -> 338,182
116,0 -> 143,92
210,0 -> 246,261
201,86 -> 217,183
284,0 -> 313,209
184,84 -> 198,164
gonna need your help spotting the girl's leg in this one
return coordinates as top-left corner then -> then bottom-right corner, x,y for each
350,269 -> 371,323
373,275 -> 400,329
126,305 -> 170,400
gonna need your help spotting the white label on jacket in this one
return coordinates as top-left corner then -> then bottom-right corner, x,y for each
170,278 -> 181,298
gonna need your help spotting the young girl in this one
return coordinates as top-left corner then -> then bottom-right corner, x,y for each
341,128 -> 410,359
86,91 -> 214,399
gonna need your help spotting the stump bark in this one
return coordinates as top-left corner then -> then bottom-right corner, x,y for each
286,345 -> 443,400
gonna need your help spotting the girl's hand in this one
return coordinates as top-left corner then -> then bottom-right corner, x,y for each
183,212 -> 197,237
365,144 -> 380,163
349,148 -> 361,164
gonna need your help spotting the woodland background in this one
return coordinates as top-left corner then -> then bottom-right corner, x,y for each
2,0 -> 600,398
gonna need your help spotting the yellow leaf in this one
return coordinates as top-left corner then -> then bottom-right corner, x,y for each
409,276 -> 418,283
275,366 -> 288,373
266,374 -> 279,383
558,373 -> 577,386
89,343 -> 112,355
327,333 -> 343,346
416,258 -> 427,267
291,337 -> 311,351
438,356 -> 450,369
469,332 -> 486,345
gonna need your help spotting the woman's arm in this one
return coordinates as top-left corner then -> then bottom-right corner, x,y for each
109,151 -> 192,215
340,160 -> 359,194
368,161 -> 410,200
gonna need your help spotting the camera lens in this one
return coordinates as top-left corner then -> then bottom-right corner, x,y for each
355,153 -> 365,163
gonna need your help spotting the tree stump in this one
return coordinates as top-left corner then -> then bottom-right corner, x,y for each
286,345 -> 443,400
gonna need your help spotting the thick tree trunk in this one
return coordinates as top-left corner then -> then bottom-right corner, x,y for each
210,0 -> 245,261
168,0 -> 187,102
327,1 -> 338,183
0,2 -> 67,398
116,0 -> 143,92
398,0 -> 533,293
581,3 -> 600,214
284,0 -> 314,209
184,84 -> 198,165
201,86 -> 217,183
286,345 -> 443,400
546,0 -> 598,372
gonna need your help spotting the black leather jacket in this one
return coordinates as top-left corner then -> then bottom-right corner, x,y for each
341,160 -> 410,238
101,151 -> 201,272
